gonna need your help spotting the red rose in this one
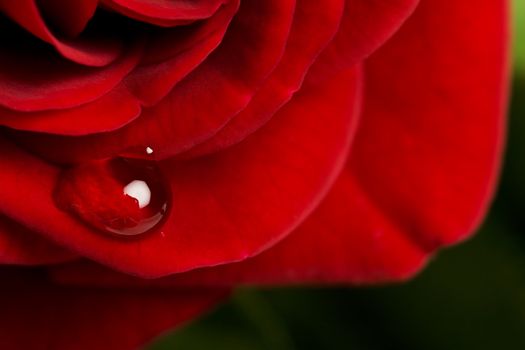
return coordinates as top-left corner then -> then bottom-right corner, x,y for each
0,0 -> 509,349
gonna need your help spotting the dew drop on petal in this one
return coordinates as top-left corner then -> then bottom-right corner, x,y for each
53,151 -> 170,238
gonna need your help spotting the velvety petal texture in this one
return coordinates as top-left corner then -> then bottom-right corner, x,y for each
0,38 -> 143,112
37,0 -> 98,37
102,0 -> 227,26
0,67 -> 361,277
350,0 -> 508,250
0,0 -> 509,347
0,0 -> 123,67
48,0 -> 508,288
175,0 -> 509,285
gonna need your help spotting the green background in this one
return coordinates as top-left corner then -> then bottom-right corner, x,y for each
148,3 -> 525,349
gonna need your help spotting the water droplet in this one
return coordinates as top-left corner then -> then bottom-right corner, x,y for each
53,154 -> 170,238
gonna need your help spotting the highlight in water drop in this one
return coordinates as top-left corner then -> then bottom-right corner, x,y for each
53,154 -> 170,238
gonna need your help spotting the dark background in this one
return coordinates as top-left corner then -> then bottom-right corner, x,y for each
148,4 -> 525,349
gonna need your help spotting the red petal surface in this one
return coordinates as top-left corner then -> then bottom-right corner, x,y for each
37,0 -> 98,37
12,0 -> 418,162
350,0 -> 509,249
0,87 -> 142,135
172,171 -> 428,285
0,68 -> 360,277
179,0 -> 509,285
51,171 -> 428,286
0,0 -> 123,67
0,0 -> 508,288
53,0 -> 508,286
178,0 -> 510,284
0,4 -> 234,135
102,0 -> 228,26
0,217 -> 75,265
124,0 -> 239,106
0,269 -> 227,350
13,0 -> 295,162
182,0 -> 418,159
180,0 -> 346,159
0,38 -> 143,112
305,0 -> 418,84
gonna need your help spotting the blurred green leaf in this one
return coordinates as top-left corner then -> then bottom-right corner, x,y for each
515,0 -> 525,74
146,290 -> 295,350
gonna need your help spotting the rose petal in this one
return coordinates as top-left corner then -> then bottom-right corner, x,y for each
305,0 -> 419,85
0,37 -> 143,112
0,67 -> 361,277
0,3 -> 234,134
37,0 -> 98,37
50,172 -> 428,286
176,0 -> 509,285
170,171 -> 429,285
0,269 -> 227,350
179,0 -> 346,159
0,87 -> 142,135
0,0 -> 123,67
173,0 -> 509,285
53,0 -> 508,286
181,0 -> 419,159
49,173 -> 427,286
124,0 -> 239,106
350,0 -> 509,249
102,0 -> 228,27
14,0 -> 418,162
0,216 -> 75,265
12,0 -> 295,162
